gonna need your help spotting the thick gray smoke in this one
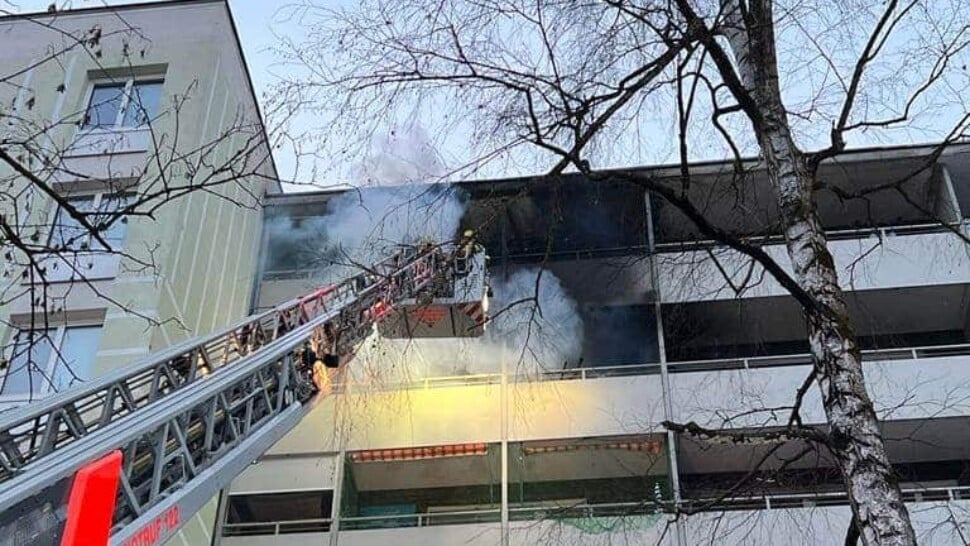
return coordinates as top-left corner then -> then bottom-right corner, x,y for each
269,183 -> 585,382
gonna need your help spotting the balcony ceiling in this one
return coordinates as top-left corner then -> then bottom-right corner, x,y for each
654,155 -> 941,243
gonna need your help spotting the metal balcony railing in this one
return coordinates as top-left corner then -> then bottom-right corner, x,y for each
684,485 -> 970,512
223,518 -> 332,536
221,486 -> 970,538
653,221 -> 962,253
326,342 -> 970,394
339,508 -> 502,530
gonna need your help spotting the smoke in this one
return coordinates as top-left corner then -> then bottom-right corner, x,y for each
353,125 -> 445,186
264,180 -> 586,382
486,268 -> 584,373
347,267 -> 584,383
265,184 -> 467,283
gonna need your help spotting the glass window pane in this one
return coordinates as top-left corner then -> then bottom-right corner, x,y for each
84,83 -> 126,128
49,196 -> 97,251
123,81 -> 163,127
92,194 -> 131,250
1,330 -> 55,396
51,326 -> 102,391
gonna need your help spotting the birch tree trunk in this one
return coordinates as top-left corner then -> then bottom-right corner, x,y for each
721,1 -> 917,544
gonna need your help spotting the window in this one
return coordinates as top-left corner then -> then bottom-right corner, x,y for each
225,491 -> 333,536
0,324 -> 103,397
48,193 -> 131,252
83,79 -> 163,129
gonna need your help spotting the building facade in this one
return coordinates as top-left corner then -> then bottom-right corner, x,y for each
0,1 -> 276,544
223,145 -> 970,545
0,2 -> 969,546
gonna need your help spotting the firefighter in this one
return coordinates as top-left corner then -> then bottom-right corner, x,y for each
308,323 -> 342,394
455,229 -> 477,274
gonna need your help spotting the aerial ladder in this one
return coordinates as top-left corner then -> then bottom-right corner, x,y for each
0,242 -> 489,546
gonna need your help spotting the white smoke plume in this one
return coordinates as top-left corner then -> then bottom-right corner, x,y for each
269,182 -> 586,382
347,267 -> 584,383
487,268 -> 584,373
281,185 -> 468,283
353,125 -> 445,186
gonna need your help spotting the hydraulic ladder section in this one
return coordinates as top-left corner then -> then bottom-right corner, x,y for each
0,243 -> 488,546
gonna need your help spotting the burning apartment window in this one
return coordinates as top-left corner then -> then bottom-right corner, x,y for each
48,193 -> 131,252
224,490 -> 333,536
83,79 -> 164,129
340,443 -> 502,530
0,324 -> 103,398
507,435 -> 670,522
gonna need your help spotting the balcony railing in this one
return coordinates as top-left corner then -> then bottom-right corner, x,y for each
339,508 -> 501,530
223,518 -> 332,536
686,485 -> 970,512
508,501 -> 662,521
666,341 -> 970,373
328,342 -> 970,394
222,486 -> 970,538
653,221 -> 961,253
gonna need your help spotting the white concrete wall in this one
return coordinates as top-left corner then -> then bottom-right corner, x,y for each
684,499 -> 970,546
230,455 -> 338,494
669,355 -> 970,428
265,374 -> 666,456
657,231 -> 970,303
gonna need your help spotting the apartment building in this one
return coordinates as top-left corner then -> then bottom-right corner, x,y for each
224,145 -> 970,546
0,1 -> 276,544
0,2 -> 968,546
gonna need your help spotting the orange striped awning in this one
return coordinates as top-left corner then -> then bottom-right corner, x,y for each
522,440 -> 663,456
351,443 -> 488,463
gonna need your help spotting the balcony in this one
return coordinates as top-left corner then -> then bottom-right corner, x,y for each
656,225 -> 970,303
683,486 -> 970,546
221,488 -> 969,546
668,343 -> 970,428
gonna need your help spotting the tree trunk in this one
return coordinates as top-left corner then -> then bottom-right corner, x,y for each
721,2 -> 917,544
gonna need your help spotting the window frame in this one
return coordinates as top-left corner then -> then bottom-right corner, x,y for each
46,190 -> 133,253
81,76 -> 164,131
223,489 -> 335,536
0,321 -> 103,402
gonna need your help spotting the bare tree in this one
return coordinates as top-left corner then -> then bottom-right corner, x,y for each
273,1 -> 970,544
0,6 -> 276,400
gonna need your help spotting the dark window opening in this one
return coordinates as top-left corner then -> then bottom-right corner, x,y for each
224,490 -> 333,536
580,305 -> 659,367
463,181 -> 648,263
